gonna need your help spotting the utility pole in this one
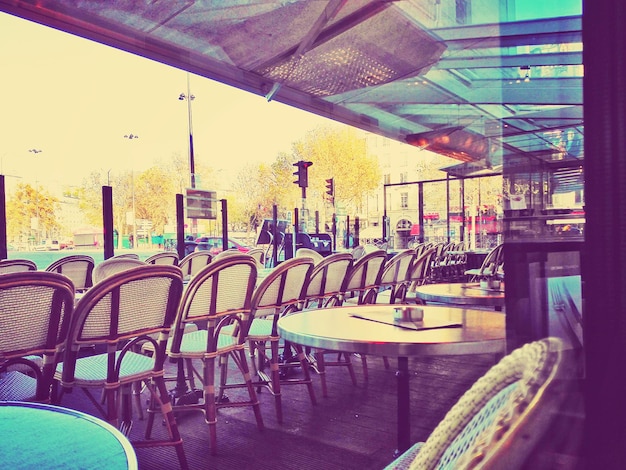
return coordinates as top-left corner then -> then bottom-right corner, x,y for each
123,134 -> 139,249
179,72 -> 197,237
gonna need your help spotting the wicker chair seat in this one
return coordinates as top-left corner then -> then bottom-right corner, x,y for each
169,329 -> 240,359
245,318 -> 275,339
0,370 -> 37,401
55,350 -> 156,387
385,337 -> 566,470
389,382 -> 520,469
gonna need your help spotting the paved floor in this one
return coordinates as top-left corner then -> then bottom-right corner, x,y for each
58,346 -> 584,470
59,350 -> 499,470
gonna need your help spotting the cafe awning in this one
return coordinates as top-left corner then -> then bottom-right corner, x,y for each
0,1 -> 583,177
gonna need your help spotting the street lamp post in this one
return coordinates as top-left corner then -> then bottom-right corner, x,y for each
123,134 -> 139,249
28,149 -> 43,244
179,72 -> 197,236
179,73 -> 196,189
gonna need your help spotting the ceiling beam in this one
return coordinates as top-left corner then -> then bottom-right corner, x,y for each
436,51 -> 582,70
433,16 -> 581,50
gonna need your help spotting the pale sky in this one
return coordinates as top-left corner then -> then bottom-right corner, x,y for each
0,12 -> 342,194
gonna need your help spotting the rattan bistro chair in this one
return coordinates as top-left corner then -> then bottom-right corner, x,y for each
178,251 -> 212,279
55,265 -> 188,469
145,251 -> 179,265
246,247 -> 265,267
245,256 -> 316,424
341,249 -> 387,379
376,249 -> 416,304
300,252 -> 354,397
111,253 -> 141,260
342,249 -> 387,306
295,247 -> 324,264
465,243 -> 504,281
404,246 -> 439,304
92,257 -> 146,284
0,272 -> 74,403
0,258 -> 38,273
385,337 -> 568,470
45,254 -> 95,293
162,254 -> 264,455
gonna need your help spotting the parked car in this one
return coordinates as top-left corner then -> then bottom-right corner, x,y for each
194,236 -> 250,255
34,239 -> 61,251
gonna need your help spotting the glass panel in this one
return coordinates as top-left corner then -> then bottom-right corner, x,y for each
463,176 -> 503,249
422,181 -> 449,245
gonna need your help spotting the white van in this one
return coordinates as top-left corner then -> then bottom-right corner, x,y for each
35,239 -> 61,251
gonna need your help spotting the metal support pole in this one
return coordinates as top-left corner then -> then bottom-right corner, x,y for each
396,357 -> 411,454
332,213 -> 337,252
176,194 -> 185,260
446,176 -> 451,243
102,185 -> 114,260
460,179 -> 466,243
0,175 -> 6,260
383,184 -> 388,242
418,182 -> 425,244
221,199 -> 228,252
293,208 -> 299,260
300,186 -> 307,233
272,205 -> 278,267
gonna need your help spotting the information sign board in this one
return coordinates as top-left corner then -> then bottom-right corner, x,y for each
186,189 -> 217,219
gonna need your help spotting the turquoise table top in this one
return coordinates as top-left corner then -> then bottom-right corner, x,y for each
0,401 -> 137,469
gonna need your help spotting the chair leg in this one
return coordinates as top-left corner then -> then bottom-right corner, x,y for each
314,351 -> 328,398
119,384 -> 134,436
105,388 -> 119,427
140,377 -> 189,470
269,339 -> 283,424
234,349 -> 264,430
293,344 -> 316,406
343,353 -> 358,386
217,355 -> 229,403
360,354 -> 369,381
132,381 -> 144,420
203,356 -> 218,455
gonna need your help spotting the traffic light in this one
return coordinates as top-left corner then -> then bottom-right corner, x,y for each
325,177 -> 334,203
293,160 -> 313,188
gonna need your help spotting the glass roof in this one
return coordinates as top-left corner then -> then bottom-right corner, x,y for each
0,0 -> 583,177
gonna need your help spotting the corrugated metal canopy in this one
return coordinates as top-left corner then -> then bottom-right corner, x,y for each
0,0 -> 583,176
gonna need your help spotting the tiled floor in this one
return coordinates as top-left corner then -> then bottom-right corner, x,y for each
59,351 -> 500,470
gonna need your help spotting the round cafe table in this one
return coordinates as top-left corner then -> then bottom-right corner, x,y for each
411,282 -> 505,309
0,401 -> 137,469
277,304 -> 505,454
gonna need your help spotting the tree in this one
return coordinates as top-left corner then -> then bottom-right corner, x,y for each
229,125 -> 381,233
79,169 -> 134,249
230,156 -> 300,233
291,126 -> 380,213
134,166 -> 175,240
6,183 -> 60,244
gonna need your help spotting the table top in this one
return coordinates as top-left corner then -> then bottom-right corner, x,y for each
0,401 -> 137,470
278,304 -> 505,357
412,282 -> 505,307
446,249 -> 491,255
